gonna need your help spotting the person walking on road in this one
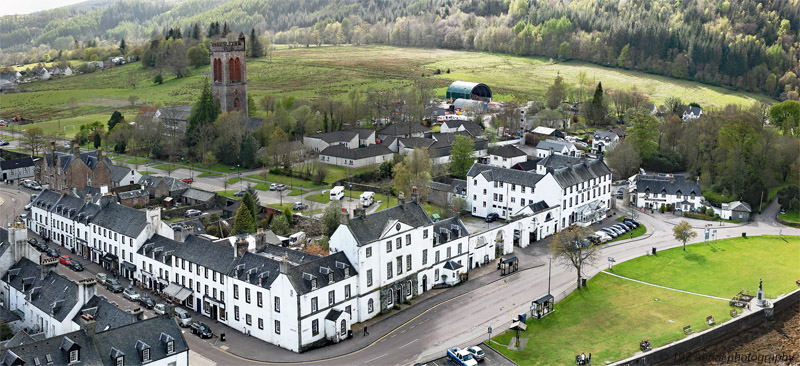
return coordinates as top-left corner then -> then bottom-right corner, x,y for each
363,326 -> 369,336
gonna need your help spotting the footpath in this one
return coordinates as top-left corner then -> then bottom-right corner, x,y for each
203,254 -> 545,362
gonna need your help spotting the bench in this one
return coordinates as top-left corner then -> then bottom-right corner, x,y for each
706,316 -> 715,325
730,309 -> 739,318
683,325 -> 693,335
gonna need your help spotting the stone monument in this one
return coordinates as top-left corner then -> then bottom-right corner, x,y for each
757,278 -> 764,307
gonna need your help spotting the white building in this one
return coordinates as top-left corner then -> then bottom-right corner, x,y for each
304,130 -> 374,152
682,106 -> 703,121
440,120 -> 483,137
631,173 -> 703,211
591,130 -> 619,154
0,157 -> 35,181
318,145 -> 394,168
536,139 -> 579,158
717,201 -> 751,221
486,145 -> 527,169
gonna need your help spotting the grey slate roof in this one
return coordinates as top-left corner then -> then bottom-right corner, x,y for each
6,259 -> 79,322
592,130 -> 619,141
182,188 -> 215,202
433,216 -> 469,245
285,251 -> 357,295
536,139 -> 574,151
536,154 -> 586,170
0,157 -> 34,171
378,123 -> 430,137
636,174 -> 701,196
325,309 -> 343,321
443,121 -> 483,136
259,243 -> 318,265
73,296 -> 136,333
491,145 -> 526,158
0,305 -> 20,324
452,179 -> 467,194
108,165 -> 132,183
92,315 -> 189,365
352,128 -> 376,140
308,130 -> 359,144
319,145 -> 393,160
228,252 -> 281,290
140,234 -> 238,274
90,203 -> 147,238
724,201 -> 751,212
467,163 -> 545,187
398,137 -> 435,149
157,105 -> 192,121
43,150 -> 110,172
511,160 -> 539,171
138,175 -> 190,192
2,330 -> 102,366
551,159 -> 612,189
0,330 -> 36,349
347,201 -> 431,245
117,189 -> 148,200
443,260 -> 463,270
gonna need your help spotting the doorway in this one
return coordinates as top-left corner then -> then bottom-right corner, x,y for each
422,275 -> 427,292
210,305 -> 218,320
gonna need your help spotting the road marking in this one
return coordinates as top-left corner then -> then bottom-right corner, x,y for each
364,354 -> 387,364
399,339 -> 417,349
601,272 -> 728,300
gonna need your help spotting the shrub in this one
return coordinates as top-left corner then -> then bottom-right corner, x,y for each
154,74 -> 163,84
659,203 -> 666,213
666,204 -> 673,212
698,206 -> 706,215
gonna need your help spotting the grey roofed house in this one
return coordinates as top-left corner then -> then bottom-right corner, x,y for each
491,145 -> 526,158
319,144 -> 393,160
0,330 -> 102,366
467,163 -> 545,187
91,315 -> 188,366
0,157 -> 34,171
432,216 -> 469,246
90,203 -> 147,238
377,122 -> 430,138
511,159 -> 539,172
181,188 -> 215,202
398,137 -> 435,149
117,189 -> 148,201
171,218 -> 207,235
550,159 -> 612,189
723,201 -> 751,213
353,128 -> 376,141
592,130 -> 619,141
636,173 -> 701,196
72,296 -> 136,333
139,175 -> 190,192
536,154 -> 587,170
108,165 -> 133,185
285,251 -> 356,295
442,120 -> 484,137
5,258 -> 79,322
346,201 -> 432,246
307,130 -> 359,144
43,150 -> 113,172
228,252 -> 281,290
452,179 -> 467,195
536,139 -> 575,152
258,243 -> 318,265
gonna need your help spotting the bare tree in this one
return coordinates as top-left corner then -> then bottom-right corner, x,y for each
22,127 -> 46,156
549,226 -> 598,289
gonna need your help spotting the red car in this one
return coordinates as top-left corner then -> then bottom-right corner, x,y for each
181,178 -> 193,184
59,255 -> 72,266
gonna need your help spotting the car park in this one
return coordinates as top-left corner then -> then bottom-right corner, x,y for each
601,228 -> 619,238
69,261 -> 84,271
621,221 -> 636,230
174,307 -> 192,327
154,303 -> 167,315
138,295 -> 155,309
467,346 -> 485,362
190,321 -> 213,338
105,279 -> 123,293
623,218 -> 639,227
185,209 -> 202,217
123,288 -> 140,301
59,255 -> 72,266
594,231 -> 612,241
46,248 -> 59,258
95,273 -> 108,285
485,213 -> 500,222
613,224 -> 630,232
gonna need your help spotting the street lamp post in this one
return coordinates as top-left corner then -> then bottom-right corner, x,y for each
237,163 -> 242,192
547,255 -> 552,294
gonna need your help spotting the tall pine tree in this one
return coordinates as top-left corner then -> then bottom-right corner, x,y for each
589,82 -> 608,125
192,23 -> 200,40
186,80 -> 220,144
119,38 -> 127,54
222,22 -> 230,37
249,28 -> 264,58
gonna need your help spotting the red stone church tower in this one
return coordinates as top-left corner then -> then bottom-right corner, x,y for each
210,32 -> 248,115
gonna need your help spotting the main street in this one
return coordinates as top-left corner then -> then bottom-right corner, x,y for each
1,181 -> 795,365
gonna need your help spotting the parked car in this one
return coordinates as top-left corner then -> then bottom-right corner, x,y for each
190,321 -> 213,338
46,248 -> 59,258
22,179 -> 33,188
185,209 -> 202,217
601,228 -> 619,238
485,213 -> 500,223
30,194 -> 38,202
233,190 -> 246,197
269,183 -> 277,191
621,221 -> 636,230
292,202 -> 307,210
95,273 -> 108,285
613,224 -> 630,233
623,218 -> 639,227
594,231 -> 612,242
467,346 -> 485,362
24,203 -> 31,210
69,261 -> 84,271
35,241 -> 48,252
174,307 -> 192,327
0,141 -> 8,146
58,255 -> 72,266
276,184 -> 286,191
181,178 -> 193,184
123,288 -> 140,301
105,279 -> 123,293
138,295 -> 155,309
154,303 -> 167,316
27,238 -> 38,246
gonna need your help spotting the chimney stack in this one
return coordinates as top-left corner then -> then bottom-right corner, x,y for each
339,208 -> 350,225
40,256 -> 59,280
354,203 -> 366,219
80,315 -> 96,339
279,255 -> 289,275
411,186 -> 419,203
73,143 -> 80,159
234,236 -> 249,257
398,191 -> 406,206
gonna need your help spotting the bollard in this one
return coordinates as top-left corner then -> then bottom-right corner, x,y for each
220,333 -> 225,342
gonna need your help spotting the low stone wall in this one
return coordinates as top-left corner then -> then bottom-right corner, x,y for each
776,215 -> 800,228
615,288 -> 800,366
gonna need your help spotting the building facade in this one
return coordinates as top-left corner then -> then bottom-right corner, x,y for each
210,33 -> 248,115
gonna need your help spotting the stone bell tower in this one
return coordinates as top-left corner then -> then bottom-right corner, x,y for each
209,32 -> 248,115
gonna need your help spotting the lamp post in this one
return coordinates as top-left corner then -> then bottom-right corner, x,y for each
237,162 -> 242,192
547,255 -> 552,294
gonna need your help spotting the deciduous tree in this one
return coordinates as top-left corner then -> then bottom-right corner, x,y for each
22,127 -> 45,156
549,226 -> 598,289
393,148 -> 432,201
449,135 -> 475,179
673,220 -> 697,251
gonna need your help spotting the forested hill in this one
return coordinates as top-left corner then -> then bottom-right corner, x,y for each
2,0 -> 799,97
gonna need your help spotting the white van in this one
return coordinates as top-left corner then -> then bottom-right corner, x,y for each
289,232 -> 307,247
330,186 -> 345,201
359,192 -> 375,207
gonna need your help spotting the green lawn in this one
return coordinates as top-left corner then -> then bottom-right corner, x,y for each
125,157 -> 147,165
197,171 -> 221,178
778,209 -> 800,224
226,177 -> 242,185
13,111 -> 130,138
612,236 -> 800,299
216,190 -> 241,200
320,164 -> 381,184
137,171 -> 156,175
488,274 -> 734,366
605,224 -> 647,244
246,173 -> 322,189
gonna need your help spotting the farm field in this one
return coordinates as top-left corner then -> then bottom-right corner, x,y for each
2,45 -> 766,125
489,235 -> 799,365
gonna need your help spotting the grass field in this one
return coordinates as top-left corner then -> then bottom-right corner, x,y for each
489,235 -> 799,365
14,112 -> 130,138
778,209 -> 800,224
3,45 -> 766,126
246,173 -> 322,189
488,274 -> 733,365
605,223 -> 647,244
611,235 -> 800,299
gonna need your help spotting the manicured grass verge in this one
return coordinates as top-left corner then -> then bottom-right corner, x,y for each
247,173 -> 322,189
216,191 -> 241,200
488,274 -> 733,365
126,157 -> 147,165
611,235 -> 800,299
137,171 -> 156,175
605,224 -> 646,244
197,172 -> 221,178
321,164 -> 380,184
778,208 -> 800,224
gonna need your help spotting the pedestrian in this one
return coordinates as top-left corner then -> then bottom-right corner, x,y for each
630,232 -> 633,239
363,326 -> 369,336
588,353 -> 592,365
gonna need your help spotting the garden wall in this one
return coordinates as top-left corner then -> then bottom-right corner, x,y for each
615,288 -> 800,366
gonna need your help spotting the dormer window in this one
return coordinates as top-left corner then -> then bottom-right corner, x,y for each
344,267 -> 350,277
328,273 -> 333,283
311,278 -> 317,290
142,348 -> 150,362
167,340 -> 174,354
116,356 -> 123,366
69,350 -> 79,363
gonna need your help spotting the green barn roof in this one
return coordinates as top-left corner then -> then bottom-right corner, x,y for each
446,81 -> 492,101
